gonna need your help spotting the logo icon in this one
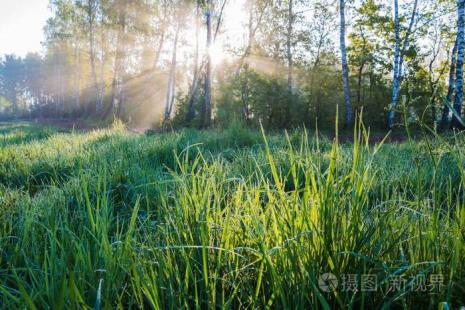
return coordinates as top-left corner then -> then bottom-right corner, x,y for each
318,273 -> 338,292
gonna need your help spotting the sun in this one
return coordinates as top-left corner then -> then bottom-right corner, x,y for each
209,43 -> 227,66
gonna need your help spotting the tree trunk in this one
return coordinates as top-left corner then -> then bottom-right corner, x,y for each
188,0 -> 227,126
339,0 -> 353,127
186,2 -> 201,123
110,2 -> 128,119
309,24 -> 326,126
452,0 -> 465,128
440,39 -> 459,128
74,43 -> 81,112
357,61 -> 365,109
11,91 -> 18,116
202,0 -> 213,128
287,0 -> 293,95
59,53 -> 65,115
388,0 -> 401,129
398,0 -> 419,81
428,34 -> 444,128
56,54 -> 64,116
164,23 -> 180,123
98,12 -> 106,114
87,0 -> 103,114
242,3 -> 254,123
388,0 -> 418,128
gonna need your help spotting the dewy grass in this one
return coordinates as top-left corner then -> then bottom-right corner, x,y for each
0,121 -> 464,309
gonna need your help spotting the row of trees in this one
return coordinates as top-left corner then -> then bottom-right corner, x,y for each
0,0 -> 463,130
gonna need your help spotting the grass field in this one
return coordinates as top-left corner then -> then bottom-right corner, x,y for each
0,121 -> 464,309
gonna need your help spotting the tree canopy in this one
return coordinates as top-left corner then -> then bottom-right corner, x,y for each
0,0 -> 461,130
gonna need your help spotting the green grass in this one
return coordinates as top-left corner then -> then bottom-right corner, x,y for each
0,120 -> 464,309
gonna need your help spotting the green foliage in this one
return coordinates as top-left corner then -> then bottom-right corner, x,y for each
0,0 -> 457,131
216,70 -> 298,129
0,123 -> 464,308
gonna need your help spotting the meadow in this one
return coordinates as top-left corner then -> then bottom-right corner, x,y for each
0,121 -> 464,309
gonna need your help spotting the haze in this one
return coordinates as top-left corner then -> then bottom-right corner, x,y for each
0,0 -> 50,56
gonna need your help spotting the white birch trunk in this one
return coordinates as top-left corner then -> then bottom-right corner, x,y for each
111,3 -> 128,119
440,39 -> 458,127
164,23 -> 180,122
452,0 -> 465,127
287,0 -> 294,94
202,0 -> 213,127
186,2 -> 201,123
339,0 -> 353,127
74,43 -> 81,111
388,0 -> 418,128
87,0 -> 103,114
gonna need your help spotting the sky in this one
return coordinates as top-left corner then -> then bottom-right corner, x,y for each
0,0 -> 51,57
0,0 -> 243,59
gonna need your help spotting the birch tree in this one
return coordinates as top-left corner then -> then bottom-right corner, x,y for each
186,0 -> 227,125
110,0 -> 129,118
287,0 -> 294,95
164,20 -> 181,123
83,0 -> 104,114
387,0 -> 419,129
451,0 -> 465,127
339,0 -> 353,127
186,2 -> 201,123
201,0 -> 213,128
440,39 -> 458,128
